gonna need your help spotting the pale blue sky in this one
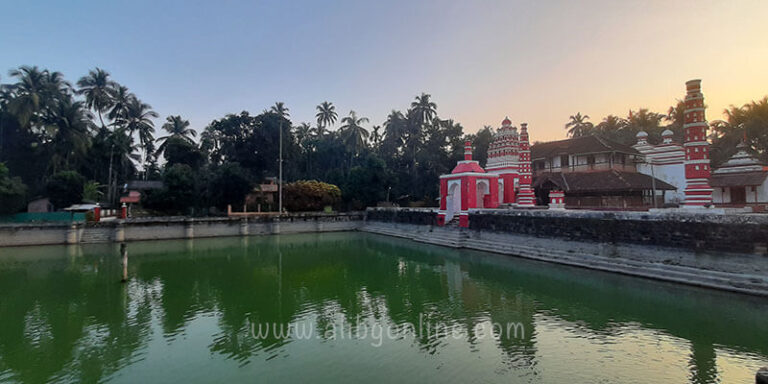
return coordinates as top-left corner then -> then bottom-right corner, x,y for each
2,0 -> 768,141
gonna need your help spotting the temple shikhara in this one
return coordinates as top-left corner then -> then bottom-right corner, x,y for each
437,79 -> 768,227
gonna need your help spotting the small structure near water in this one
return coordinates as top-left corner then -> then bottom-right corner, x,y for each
437,141 -> 500,227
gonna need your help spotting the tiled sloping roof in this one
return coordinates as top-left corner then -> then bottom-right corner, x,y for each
710,172 -> 768,187
533,170 -> 676,192
126,180 -> 164,190
531,135 -> 640,160
451,161 -> 485,174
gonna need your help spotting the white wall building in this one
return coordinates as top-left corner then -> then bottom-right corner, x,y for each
632,130 -> 686,205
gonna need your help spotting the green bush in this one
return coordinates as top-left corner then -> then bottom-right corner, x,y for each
209,163 -> 252,209
142,164 -> 198,214
0,163 -> 27,214
284,180 -> 341,212
46,170 -> 85,209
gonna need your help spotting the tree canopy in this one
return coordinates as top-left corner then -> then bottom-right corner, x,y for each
2,65 -> 767,214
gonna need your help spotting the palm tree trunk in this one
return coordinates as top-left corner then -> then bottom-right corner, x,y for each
278,120 -> 283,214
98,110 -> 106,129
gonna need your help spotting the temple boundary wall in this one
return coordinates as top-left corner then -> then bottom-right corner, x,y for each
362,207 -> 768,296
0,213 -> 364,247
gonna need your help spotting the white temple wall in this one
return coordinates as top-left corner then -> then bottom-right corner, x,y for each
747,186 -> 757,203
756,180 -> 768,202
637,162 -> 686,204
712,187 -> 728,204
712,184 -> 767,204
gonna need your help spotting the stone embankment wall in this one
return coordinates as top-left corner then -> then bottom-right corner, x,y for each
362,208 -> 768,296
469,209 -> 768,254
0,213 -> 364,247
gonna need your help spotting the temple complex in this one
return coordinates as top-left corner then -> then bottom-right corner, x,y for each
437,79 -> 764,222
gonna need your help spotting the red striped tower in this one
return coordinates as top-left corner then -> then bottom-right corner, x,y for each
682,79 -> 713,208
517,123 -> 535,207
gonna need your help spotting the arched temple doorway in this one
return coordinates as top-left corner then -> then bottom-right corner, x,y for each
476,180 -> 490,208
445,182 -> 461,221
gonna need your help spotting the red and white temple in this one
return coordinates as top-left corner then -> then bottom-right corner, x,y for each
438,120 -> 536,227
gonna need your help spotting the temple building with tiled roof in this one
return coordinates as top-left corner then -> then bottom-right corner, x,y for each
710,142 -> 768,209
530,135 -> 676,209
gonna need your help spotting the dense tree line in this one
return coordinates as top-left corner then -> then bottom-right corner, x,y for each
1,65 -> 766,214
0,66 -> 470,213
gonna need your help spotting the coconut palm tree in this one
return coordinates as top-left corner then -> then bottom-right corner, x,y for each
565,113 -> 594,137
410,93 -> 437,126
339,110 -> 369,168
315,101 -> 337,135
156,115 -> 195,157
42,98 -> 93,173
384,110 -> 406,144
5,66 -> 48,128
158,115 -> 195,141
595,115 -> 626,134
370,125 -> 382,146
107,84 -> 133,122
295,122 -> 312,149
270,102 -> 290,120
115,98 -> 158,170
710,97 -> 768,164
42,70 -> 73,101
76,68 -> 115,128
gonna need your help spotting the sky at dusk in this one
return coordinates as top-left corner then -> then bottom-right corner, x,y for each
2,0 -> 767,142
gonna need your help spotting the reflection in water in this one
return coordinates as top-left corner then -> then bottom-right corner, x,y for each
0,232 -> 766,383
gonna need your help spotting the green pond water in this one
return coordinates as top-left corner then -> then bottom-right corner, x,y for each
0,232 -> 766,383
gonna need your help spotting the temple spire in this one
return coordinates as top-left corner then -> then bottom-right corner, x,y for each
517,123 -> 536,207
464,141 -> 473,161
682,79 -> 714,208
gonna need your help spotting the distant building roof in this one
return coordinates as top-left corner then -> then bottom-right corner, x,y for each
710,171 -> 768,187
533,170 -> 676,192
64,204 -> 99,211
120,191 -> 142,203
531,136 -> 640,160
254,183 -> 278,192
126,180 -> 164,190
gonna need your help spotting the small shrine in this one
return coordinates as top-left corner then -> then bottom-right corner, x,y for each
437,120 -> 536,227
437,141 -> 500,227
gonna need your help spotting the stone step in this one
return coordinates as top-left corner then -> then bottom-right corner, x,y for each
361,224 -> 768,296
464,238 -> 768,294
80,228 -> 113,243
